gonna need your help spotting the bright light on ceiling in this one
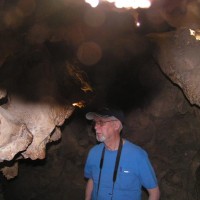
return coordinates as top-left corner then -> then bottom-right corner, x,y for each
85,0 -> 100,7
85,0 -> 152,9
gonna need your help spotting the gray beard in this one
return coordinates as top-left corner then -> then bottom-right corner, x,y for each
96,134 -> 106,142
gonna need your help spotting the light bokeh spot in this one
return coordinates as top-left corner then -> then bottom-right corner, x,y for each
77,42 -> 102,66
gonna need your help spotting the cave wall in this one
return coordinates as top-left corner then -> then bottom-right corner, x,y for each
2,54 -> 200,200
0,0 -> 200,200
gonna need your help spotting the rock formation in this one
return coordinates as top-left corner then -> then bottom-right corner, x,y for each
0,0 -> 200,200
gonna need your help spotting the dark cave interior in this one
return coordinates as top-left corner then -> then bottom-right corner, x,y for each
0,0 -> 200,200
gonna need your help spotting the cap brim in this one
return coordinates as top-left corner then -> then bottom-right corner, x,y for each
86,112 -> 111,120
85,112 -> 96,120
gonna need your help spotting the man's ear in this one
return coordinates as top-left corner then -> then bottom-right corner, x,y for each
113,120 -> 121,131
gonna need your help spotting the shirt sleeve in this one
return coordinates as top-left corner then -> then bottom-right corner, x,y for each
84,150 -> 93,179
138,150 -> 158,189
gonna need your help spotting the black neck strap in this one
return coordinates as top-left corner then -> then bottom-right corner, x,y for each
97,138 -> 123,198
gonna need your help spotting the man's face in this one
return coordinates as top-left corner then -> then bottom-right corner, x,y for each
93,117 -> 118,142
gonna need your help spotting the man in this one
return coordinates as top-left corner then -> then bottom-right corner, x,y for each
84,107 -> 160,200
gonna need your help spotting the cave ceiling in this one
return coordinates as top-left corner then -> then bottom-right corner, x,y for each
0,0 -> 200,198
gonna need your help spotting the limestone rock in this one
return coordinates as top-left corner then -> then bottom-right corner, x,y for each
150,28 -> 200,107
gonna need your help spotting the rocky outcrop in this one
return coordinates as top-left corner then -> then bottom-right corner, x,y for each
150,28 -> 200,107
1,0 -> 200,200
147,26 -> 200,200
0,90 -> 75,179
0,0 -> 94,180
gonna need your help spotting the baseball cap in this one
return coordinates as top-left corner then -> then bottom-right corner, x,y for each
86,107 -> 125,124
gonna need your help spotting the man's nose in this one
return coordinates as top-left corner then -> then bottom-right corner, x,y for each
94,123 -> 100,130
94,124 -> 98,130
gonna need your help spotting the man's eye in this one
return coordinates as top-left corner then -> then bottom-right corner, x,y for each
93,121 -> 105,126
99,121 -> 104,126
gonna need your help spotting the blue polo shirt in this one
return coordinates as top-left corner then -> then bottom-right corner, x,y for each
84,140 -> 158,200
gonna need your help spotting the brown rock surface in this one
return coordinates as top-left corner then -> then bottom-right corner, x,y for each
0,0 -> 200,200
150,28 -> 200,106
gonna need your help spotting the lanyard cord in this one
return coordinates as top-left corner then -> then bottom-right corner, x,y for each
96,145 -> 105,197
96,138 -> 123,199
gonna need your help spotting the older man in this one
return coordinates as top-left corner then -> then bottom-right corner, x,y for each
84,107 -> 160,200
